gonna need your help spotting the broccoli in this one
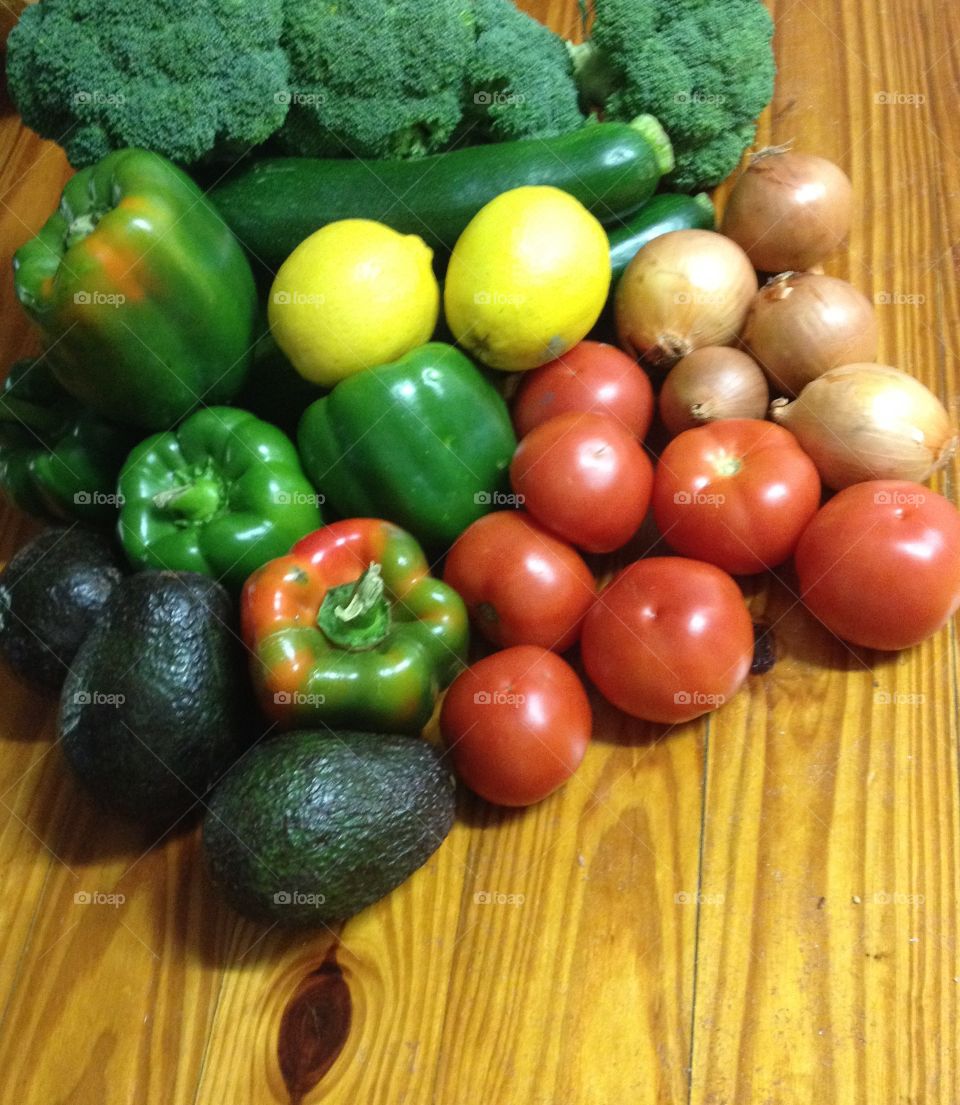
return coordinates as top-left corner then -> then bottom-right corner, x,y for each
6,0 -> 291,169
453,0 -> 585,146
568,0 -> 775,191
275,0 -> 584,159
275,0 -> 476,160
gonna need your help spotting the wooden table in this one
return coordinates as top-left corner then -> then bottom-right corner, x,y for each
1,2 -> 958,1102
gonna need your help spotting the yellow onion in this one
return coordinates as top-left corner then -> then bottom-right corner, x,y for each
740,272 -> 878,395
615,229 -> 758,369
721,149 -> 852,272
770,363 -> 957,489
659,347 -> 769,436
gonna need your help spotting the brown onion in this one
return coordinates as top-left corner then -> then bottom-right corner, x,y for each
770,363 -> 957,489
659,347 -> 769,436
615,229 -> 758,369
741,272 -> 878,395
721,149 -> 853,272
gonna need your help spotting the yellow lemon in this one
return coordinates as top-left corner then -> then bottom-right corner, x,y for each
443,186 -> 611,372
269,219 -> 439,386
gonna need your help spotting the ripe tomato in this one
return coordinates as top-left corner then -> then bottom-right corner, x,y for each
443,511 -> 595,652
581,557 -> 754,724
510,412 -> 654,553
794,480 -> 960,650
440,645 -> 591,806
652,419 -> 821,575
512,341 -> 654,440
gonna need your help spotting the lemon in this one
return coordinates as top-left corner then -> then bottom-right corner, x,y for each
269,219 -> 439,386
443,186 -> 611,372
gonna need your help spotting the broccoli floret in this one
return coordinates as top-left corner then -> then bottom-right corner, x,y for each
276,0 -> 476,159
6,0 -> 290,168
456,0 -> 585,145
569,0 -> 775,191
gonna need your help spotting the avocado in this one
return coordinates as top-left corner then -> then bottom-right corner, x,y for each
203,730 -> 455,925
0,527 -> 125,693
59,571 -> 250,822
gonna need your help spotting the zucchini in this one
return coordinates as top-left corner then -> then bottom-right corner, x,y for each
210,117 -> 672,268
608,192 -> 716,283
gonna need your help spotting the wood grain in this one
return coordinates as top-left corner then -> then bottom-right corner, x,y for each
0,2 -> 958,1103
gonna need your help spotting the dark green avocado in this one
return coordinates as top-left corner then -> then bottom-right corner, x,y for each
203,730 -> 456,926
59,571 -> 250,822
0,526 -> 124,694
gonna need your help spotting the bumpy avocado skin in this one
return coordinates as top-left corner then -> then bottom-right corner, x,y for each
203,731 -> 456,925
0,527 -> 125,694
59,571 -> 250,822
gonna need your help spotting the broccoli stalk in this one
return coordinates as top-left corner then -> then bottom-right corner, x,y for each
567,0 -> 776,191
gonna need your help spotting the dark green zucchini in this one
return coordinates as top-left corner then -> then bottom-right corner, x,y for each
608,192 -> 716,283
210,117 -> 672,268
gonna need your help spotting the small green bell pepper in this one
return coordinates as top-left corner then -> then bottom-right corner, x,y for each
118,407 -> 323,591
0,358 -> 137,524
298,342 -> 516,549
241,518 -> 469,732
13,148 -> 257,430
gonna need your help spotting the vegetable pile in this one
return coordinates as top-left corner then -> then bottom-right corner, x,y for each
0,0 -> 957,931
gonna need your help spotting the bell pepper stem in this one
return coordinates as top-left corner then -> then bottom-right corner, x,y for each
152,476 -> 223,522
318,562 -> 391,650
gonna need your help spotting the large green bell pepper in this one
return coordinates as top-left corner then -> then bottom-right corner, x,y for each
298,342 -> 516,550
0,358 -> 136,524
13,148 -> 257,430
118,407 -> 323,591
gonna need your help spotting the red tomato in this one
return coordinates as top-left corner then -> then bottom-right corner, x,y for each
510,412 -> 654,553
512,341 -> 654,440
651,419 -> 821,575
440,645 -> 592,806
443,511 -> 595,652
795,480 -> 960,650
581,557 -> 754,724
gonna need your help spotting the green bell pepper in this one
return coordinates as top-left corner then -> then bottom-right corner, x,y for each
118,407 -> 323,591
298,342 -> 516,550
0,358 -> 136,524
13,148 -> 257,431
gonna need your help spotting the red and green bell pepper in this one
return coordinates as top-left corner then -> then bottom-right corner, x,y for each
242,518 -> 469,732
118,406 -> 322,591
13,148 -> 257,430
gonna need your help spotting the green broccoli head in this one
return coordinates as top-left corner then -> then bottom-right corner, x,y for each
276,0 -> 476,159
571,0 -> 775,190
6,0 -> 291,168
457,0 -> 585,145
